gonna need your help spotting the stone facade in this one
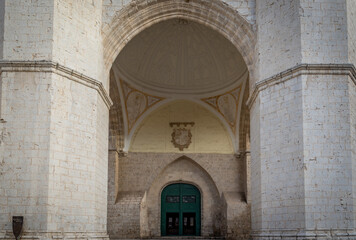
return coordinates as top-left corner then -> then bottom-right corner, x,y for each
0,1 -> 356,240
108,153 -> 247,239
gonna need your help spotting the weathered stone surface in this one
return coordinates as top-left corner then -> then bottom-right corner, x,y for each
108,153 -> 246,239
0,1 -> 356,240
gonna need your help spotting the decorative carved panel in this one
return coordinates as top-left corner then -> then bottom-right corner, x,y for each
169,122 -> 195,151
201,86 -> 242,133
121,80 -> 165,133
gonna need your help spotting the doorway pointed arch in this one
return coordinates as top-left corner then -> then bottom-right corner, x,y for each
142,156 -> 222,237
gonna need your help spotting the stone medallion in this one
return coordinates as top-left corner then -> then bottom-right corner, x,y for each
171,128 -> 192,151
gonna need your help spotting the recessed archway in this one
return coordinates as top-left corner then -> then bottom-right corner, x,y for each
103,0 -> 256,83
105,0 -> 256,152
106,1 -> 255,239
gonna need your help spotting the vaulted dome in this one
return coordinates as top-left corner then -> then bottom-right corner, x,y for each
114,19 -> 247,95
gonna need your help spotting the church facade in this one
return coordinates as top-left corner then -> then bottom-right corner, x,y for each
0,0 -> 356,239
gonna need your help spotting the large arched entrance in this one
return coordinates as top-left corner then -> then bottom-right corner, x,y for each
161,183 -> 201,236
105,1 -> 255,239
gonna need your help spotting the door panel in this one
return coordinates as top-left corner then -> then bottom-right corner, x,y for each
183,212 -> 196,235
166,212 -> 179,235
161,183 -> 201,236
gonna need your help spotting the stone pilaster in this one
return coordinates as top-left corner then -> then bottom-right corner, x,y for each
253,1 -> 356,238
0,61 -> 111,240
0,0 -> 111,238
249,64 -> 356,239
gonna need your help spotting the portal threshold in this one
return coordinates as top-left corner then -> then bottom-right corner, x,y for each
144,237 -> 225,240
113,238 -> 225,240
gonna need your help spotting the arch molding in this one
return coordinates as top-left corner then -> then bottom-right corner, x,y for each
103,0 -> 256,83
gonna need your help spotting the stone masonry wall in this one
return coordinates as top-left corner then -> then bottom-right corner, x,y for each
107,151 -> 117,238
350,78 -> 356,229
109,193 -> 141,239
107,152 -> 246,239
223,0 -> 256,26
0,71 -> 53,234
2,0 -> 54,60
1,0 -> 106,82
0,0 -> 110,238
0,2 -> 54,235
250,68 -> 356,239
222,192 -> 250,240
95,90 -> 110,232
250,94 -> 261,231
256,0 -> 350,81
0,0 -> 4,60
52,3 -> 110,231
107,152 -> 142,239
347,0 -> 356,66
300,0 -> 348,63
118,153 -> 242,195
46,73 -> 109,233
53,0 -> 106,87
256,0 -> 301,81
1,1 -> 355,240
252,1 -> 356,238
102,0 -> 256,32
256,76 -> 305,232
0,67 -> 110,238
302,74 -> 354,231
144,157 -> 223,237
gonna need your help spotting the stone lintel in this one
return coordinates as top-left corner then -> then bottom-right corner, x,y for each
247,63 -> 356,108
0,60 -> 113,108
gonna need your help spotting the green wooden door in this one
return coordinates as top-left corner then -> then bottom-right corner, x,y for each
161,183 -> 201,236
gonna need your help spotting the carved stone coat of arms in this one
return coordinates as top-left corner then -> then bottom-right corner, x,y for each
171,128 -> 192,151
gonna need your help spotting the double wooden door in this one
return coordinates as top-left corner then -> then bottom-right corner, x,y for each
161,183 -> 201,236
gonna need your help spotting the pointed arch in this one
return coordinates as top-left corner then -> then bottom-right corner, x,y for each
142,155 -> 223,237
103,0 -> 256,84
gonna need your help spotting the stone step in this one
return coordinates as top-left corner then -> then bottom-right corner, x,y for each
115,238 -> 225,240
138,238 -> 225,240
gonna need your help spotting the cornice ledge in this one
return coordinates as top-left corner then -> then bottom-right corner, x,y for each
247,63 -> 356,109
0,60 -> 113,108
